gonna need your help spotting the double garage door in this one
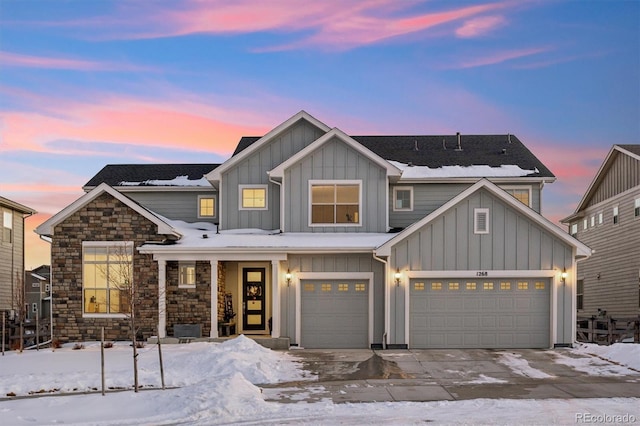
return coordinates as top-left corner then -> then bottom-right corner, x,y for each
410,278 -> 550,349
300,279 -> 368,349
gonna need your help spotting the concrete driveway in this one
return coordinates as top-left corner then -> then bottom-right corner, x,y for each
261,348 -> 640,403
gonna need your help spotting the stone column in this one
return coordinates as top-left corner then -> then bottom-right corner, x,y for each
210,259 -> 219,338
158,259 -> 166,338
271,260 -> 280,337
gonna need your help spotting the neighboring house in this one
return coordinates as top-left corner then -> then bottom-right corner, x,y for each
36,111 -> 590,349
561,145 -> 640,319
0,196 -> 36,320
24,265 -> 51,321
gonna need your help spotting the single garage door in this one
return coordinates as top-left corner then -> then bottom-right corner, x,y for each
301,279 -> 368,348
410,278 -> 550,349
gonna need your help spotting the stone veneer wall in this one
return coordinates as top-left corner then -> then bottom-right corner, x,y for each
51,193 -> 160,342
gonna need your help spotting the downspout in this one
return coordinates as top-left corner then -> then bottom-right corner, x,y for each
372,253 -> 388,349
268,175 -> 283,232
39,234 -> 53,345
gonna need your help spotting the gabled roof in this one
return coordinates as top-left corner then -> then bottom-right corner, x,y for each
375,179 -> 591,258
235,134 -> 554,180
563,144 -> 640,221
268,128 -> 402,178
84,164 -> 219,190
206,111 -> 331,182
0,196 -> 36,215
35,183 -> 181,238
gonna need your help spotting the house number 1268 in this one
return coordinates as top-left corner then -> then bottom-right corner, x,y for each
476,271 -> 488,277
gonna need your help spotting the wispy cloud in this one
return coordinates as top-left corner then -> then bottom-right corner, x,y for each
455,15 -> 506,38
0,50 -> 154,72
448,46 -> 550,69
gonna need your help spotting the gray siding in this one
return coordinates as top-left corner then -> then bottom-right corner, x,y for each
574,186 -> 640,318
222,119 -> 325,230
126,190 -> 217,223
587,150 -> 640,208
284,137 -> 388,232
282,254 -> 385,346
0,207 -> 26,311
390,183 -> 541,229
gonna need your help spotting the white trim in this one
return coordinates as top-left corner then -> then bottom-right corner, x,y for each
178,261 -> 196,289
295,272 -> 374,348
197,195 -> 217,219
392,186 -> 414,211
474,208 -> 490,234
238,184 -> 268,210
158,260 -> 166,338
406,270 -> 557,279
501,185 -> 532,208
308,180 -> 363,227
271,260 -> 280,337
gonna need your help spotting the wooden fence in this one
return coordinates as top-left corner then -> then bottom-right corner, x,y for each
577,315 -> 640,345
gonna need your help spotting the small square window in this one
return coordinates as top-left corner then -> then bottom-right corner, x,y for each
393,187 -> 413,211
2,210 -> 12,243
321,283 -> 332,292
570,223 -> 578,236
239,185 -> 267,210
304,283 -> 315,292
448,282 -> 459,290
597,212 -> 603,225
500,282 -> 511,290
474,208 -> 490,234
613,206 -> 619,224
338,283 -> 349,292
355,283 -> 365,292
414,282 -> 425,291
431,282 -> 442,291
483,282 -> 494,290
535,282 -> 545,290
590,215 -> 595,227
583,218 -> 588,230
466,282 -> 476,290
517,282 -> 528,290
198,196 -> 216,218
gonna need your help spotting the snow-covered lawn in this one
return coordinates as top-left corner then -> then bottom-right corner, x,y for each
0,337 -> 639,425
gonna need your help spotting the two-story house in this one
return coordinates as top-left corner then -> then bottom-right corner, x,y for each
24,265 -> 51,321
561,145 -> 640,319
36,111 -> 590,349
1,196 -> 36,322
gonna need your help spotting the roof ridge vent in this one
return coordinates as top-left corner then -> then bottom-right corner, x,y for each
455,132 -> 463,151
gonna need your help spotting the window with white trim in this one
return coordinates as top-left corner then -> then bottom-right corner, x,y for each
577,279 -> 584,310
393,187 -> 413,211
198,196 -> 216,218
179,262 -> 196,288
613,206 -> 619,224
570,223 -> 578,236
503,186 -> 531,207
2,210 -> 12,243
32,303 -> 37,313
239,185 -> 267,210
474,208 -> 489,234
597,211 -> 603,225
635,198 -> 640,217
583,218 -> 588,230
590,215 -> 595,227
82,242 -> 133,315
310,180 -> 361,225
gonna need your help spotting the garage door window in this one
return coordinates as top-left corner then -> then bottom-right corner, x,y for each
338,283 -> 349,291
431,282 -> 442,290
448,282 -> 460,290
304,283 -> 315,292
466,282 -> 477,290
535,281 -> 546,290
355,283 -> 365,291
321,283 -> 331,292
517,282 -> 529,290
414,282 -> 425,291
483,282 -> 494,290
500,281 -> 511,290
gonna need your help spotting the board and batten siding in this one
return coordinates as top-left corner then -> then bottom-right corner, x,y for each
282,253 -> 385,346
126,190 -> 218,223
387,188 -> 574,347
575,186 -> 640,318
390,183 -> 542,230
221,119 -> 325,230
587,150 -> 640,208
0,208 -> 26,311
283,137 -> 388,233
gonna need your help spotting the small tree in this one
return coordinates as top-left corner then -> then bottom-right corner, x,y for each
12,271 -> 26,352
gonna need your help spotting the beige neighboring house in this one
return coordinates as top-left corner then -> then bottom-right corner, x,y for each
562,144 -> 640,318
0,196 -> 36,319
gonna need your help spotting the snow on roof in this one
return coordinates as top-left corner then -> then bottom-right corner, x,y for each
141,219 -> 394,251
119,175 -> 210,187
390,161 -> 539,179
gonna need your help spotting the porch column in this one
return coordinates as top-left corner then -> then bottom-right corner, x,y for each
210,259 -> 219,338
271,260 -> 280,337
158,259 -> 166,338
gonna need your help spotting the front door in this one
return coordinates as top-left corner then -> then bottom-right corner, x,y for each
242,268 -> 266,331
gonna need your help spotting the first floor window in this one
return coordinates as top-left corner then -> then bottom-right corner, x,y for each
239,185 -> 267,209
2,210 -> 12,243
179,262 -> 196,288
32,303 -> 37,313
393,187 -> 413,211
577,279 -> 584,310
310,181 -> 361,225
83,242 -> 133,315
198,196 -> 216,218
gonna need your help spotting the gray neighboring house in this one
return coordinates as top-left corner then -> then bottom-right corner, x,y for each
0,196 -> 36,320
562,144 -> 640,318
36,111 -> 591,349
24,265 -> 51,321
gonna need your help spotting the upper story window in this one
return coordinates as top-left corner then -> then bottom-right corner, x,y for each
635,198 -> 640,217
239,185 -> 267,210
570,223 -> 578,236
393,187 -> 413,211
613,206 -> 619,224
2,210 -> 12,243
82,242 -> 133,316
179,262 -> 196,288
474,208 -> 490,234
198,196 -> 216,218
503,186 -> 531,207
597,211 -> 603,225
583,218 -> 588,230
310,180 -> 361,226
590,215 -> 595,227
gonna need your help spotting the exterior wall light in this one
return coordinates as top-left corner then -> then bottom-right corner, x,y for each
285,269 -> 292,287
394,270 -> 401,287
561,268 -> 568,283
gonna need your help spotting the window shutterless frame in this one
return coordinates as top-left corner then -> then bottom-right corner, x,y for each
308,180 -> 362,227
238,185 -> 268,210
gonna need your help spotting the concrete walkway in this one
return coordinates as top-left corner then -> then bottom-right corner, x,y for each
261,348 -> 640,403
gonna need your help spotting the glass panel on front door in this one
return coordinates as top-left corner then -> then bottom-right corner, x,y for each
243,268 -> 265,331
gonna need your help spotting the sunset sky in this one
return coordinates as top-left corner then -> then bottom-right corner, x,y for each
1,0 -> 638,269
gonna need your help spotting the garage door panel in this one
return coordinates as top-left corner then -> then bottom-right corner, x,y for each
301,279 -> 368,349
410,278 -> 550,349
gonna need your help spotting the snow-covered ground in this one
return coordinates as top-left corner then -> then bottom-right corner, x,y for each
0,337 -> 639,425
